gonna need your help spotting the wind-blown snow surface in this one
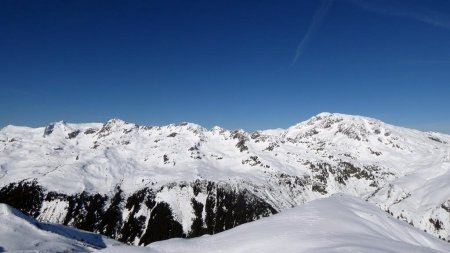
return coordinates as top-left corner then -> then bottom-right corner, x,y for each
101,195 -> 450,253
0,203 -> 120,252
1,112 -> 450,243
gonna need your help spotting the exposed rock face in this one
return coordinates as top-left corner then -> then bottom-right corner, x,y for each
1,113 -> 450,244
0,180 -> 276,245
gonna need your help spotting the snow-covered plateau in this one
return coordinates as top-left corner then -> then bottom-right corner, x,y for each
1,112 -> 450,247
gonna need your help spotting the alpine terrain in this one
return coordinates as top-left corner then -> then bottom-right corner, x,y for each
1,112 -> 449,247
2,195 -> 449,252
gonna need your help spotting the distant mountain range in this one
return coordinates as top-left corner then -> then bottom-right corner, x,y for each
1,112 -> 449,246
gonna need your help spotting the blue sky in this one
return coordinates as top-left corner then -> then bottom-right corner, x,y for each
1,0 -> 450,133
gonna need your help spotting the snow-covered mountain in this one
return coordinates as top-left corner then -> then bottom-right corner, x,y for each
1,112 -> 449,245
2,195 -> 449,253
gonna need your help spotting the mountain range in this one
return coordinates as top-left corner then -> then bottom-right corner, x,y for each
1,112 -> 449,247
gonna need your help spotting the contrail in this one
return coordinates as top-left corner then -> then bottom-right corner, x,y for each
347,0 -> 450,30
292,0 -> 334,65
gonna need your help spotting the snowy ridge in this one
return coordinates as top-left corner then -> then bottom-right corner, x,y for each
0,203 -> 120,252
1,112 -> 450,243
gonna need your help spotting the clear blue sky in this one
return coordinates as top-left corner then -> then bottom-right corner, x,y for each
1,0 -> 450,133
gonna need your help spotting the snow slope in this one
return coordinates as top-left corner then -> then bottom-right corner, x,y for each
0,203 -> 120,252
3,195 -> 448,253
101,195 -> 450,253
1,112 -> 450,242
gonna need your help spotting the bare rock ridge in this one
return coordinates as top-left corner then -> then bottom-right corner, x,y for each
0,112 -> 449,245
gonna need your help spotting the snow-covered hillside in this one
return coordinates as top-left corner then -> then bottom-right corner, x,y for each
104,195 -> 450,253
1,112 -> 449,244
2,195 -> 449,253
0,203 -> 120,252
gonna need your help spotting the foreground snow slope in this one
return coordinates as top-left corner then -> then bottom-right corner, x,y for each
101,195 -> 450,253
3,195 -> 448,253
0,203 -> 120,252
1,112 -> 450,243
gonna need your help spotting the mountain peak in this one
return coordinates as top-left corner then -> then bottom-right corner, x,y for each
168,122 -> 206,132
43,120 -> 68,137
310,112 -> 381,124
98,118 -> 137,136
284,112 -> 388,142
105,118 -> 128,126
